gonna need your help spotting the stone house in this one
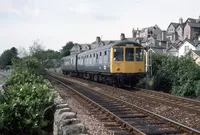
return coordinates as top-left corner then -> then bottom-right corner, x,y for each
166,37 -> 200,57
184,17 -> 200,40
166,17 -> 200,43
166,22 -> 180,43
132,25 -> 162,41
70,44 -> 91,55
166,40 -> 183,56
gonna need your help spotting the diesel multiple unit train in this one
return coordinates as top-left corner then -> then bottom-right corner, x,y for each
61,39 -> 145,87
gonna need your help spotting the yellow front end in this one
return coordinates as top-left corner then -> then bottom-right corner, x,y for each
110,46 -> 145,73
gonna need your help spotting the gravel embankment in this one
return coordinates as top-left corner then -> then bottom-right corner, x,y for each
51,79 -> 116,135
59,75 -> 200,131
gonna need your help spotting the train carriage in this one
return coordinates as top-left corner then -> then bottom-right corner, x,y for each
61,40 -> 145,87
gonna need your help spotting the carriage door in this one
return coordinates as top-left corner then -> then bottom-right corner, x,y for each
108,50 -> 110,64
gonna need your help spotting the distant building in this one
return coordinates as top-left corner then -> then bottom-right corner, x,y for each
184,17 -> 200,40
166,37 -> 200,57
132,25 -> 162,41
166,16 -> 200,43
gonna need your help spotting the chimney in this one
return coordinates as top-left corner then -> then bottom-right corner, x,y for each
132,28 -> 136,38
197,15 -> 200,23
96,36 -> 101,44
120,33 -> 125,40
179,18 -> 183,24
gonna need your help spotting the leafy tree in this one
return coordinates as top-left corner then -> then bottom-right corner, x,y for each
0,47 -> 18,69
61,41 -> 76,57
144,53 -> 200,98
29,40 -> 61,68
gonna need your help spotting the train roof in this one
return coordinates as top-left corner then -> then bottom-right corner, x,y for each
111,40 -> 142,47
62,40 -> 143,58
79,40 -> 143,55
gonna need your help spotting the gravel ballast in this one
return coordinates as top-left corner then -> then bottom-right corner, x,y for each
54,75 -> 200,131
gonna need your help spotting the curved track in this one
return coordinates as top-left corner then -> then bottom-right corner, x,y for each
49,73 -> 200,135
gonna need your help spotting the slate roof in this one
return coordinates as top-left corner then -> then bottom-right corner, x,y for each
136,37 -> 144,42
186,18 -> 197,23
188,23 -> 200,28
168,23 -> 180,29
186,39 -> 200,47
149,46 -> 166,54
192,50 -> 200,57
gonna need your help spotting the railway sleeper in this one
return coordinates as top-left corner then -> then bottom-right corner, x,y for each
118,114 -> 147,119
143,129 -> 183,135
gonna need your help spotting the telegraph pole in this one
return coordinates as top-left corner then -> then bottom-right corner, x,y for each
145,44 -> 149,89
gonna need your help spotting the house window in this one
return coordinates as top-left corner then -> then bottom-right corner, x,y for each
100,52 -> 102,56
184,46 -> 189,53
104,51 -> 107,55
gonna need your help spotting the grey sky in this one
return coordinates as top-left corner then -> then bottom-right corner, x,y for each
0,0 -> 200,54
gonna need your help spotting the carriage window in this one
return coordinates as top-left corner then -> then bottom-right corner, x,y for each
113,48 -> 124,61
126,48 -> 134,61
96,54 -> 98,59
104,51 -> 107,55
136,48 -> 143,61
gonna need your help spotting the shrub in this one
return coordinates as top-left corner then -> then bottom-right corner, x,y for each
0,58 -> 55,135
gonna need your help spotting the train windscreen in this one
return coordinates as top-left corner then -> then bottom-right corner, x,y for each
125,48 -> 134,61
114,48 -> 124,61
136,48 -> 143,61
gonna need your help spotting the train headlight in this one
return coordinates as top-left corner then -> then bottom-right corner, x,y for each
116,68 -> 120,71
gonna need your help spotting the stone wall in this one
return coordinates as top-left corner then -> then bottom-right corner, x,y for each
53,91 -> 88,135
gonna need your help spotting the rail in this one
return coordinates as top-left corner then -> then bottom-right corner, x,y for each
49,73 -> 200,135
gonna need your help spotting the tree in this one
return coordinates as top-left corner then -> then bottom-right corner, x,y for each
29,40 -> 62,68
0,47 -> 18,69
61,41 -> 75,57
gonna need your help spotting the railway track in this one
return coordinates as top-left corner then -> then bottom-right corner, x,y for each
131,88 -> 200,115
51,72 -> 200,115
49,73 -> 200,135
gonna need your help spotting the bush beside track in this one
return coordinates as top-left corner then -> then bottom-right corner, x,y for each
0,59 -> 55,135
136,53 -> 200,99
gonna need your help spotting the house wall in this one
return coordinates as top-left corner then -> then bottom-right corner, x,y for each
167,25 -> 176,33
167,25 -> 177,43
178,41 -> 195,57
140,28 -> 148,37
191,27 -> 200,40
176,26 -> 184,41
184,23 -> 191,39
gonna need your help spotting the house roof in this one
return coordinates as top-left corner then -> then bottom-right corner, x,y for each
192,50 -> 200,57
186,18 -> 197,23
177,23 -> 185,29
149,46 -> 166,54
188,23 -> 200,28
135,37 -> 144,42
186,39 -> 200,47
166,40 -> 182,51
168,22 -> 180,29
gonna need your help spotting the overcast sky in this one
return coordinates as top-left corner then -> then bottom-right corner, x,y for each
0,0 -> 200,54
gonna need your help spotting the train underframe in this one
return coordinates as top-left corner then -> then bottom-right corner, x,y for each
62,70 -> 142,88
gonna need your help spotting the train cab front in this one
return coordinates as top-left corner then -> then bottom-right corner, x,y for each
110,44 -> 145,74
